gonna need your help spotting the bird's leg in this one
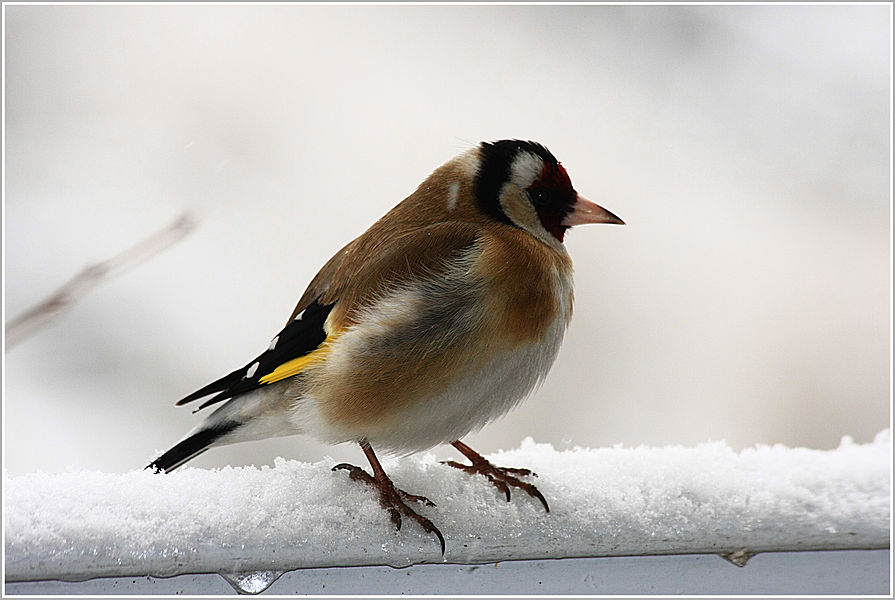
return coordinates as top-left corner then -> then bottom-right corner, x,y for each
332,440 -> 445,554
442,440 -> 550,512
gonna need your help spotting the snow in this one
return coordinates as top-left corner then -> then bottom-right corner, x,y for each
4,432 -> 890,585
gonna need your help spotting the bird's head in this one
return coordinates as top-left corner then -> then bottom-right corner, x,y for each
473,140 -> 624,249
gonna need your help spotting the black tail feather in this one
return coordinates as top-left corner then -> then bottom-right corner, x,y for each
175,367 -> 245,407
147,422 -> 241,473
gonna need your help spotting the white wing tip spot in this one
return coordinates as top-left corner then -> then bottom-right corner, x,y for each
245,361 -> 260,379
268,335 -> 279,351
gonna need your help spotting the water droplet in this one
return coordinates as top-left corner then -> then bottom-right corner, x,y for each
221,570 -> 284,595
719,549 -> 757,567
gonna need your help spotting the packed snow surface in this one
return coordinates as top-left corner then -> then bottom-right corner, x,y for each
5,433 -> 890,582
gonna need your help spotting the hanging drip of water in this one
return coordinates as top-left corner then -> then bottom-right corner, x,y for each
719,549 -> 757,567
220,570 -> 284,595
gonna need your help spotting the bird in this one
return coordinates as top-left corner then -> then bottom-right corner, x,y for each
148,139 -> 624,554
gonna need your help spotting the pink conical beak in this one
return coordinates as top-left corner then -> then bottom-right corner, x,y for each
562,194 -> 625,226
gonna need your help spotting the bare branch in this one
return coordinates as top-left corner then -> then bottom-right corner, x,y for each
5,212 -> 197,349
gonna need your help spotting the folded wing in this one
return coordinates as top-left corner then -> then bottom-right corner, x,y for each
176,298 -> 335,411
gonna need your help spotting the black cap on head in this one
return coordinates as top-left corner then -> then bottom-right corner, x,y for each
474,140 -> 559,226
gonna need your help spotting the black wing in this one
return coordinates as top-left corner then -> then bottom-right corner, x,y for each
176,299 -> 334,411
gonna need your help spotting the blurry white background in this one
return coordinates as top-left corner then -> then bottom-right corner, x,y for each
3,4 -> 890,475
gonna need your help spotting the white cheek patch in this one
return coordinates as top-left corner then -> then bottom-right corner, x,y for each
509,151 -> 544,189
446,181 -> 460,212
499,186 -> 541,230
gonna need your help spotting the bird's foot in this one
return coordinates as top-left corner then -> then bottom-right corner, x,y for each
443,441 -> 550,512
332,462 -> 445,554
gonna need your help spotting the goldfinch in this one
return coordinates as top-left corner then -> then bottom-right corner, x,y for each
148,140 -> 624,553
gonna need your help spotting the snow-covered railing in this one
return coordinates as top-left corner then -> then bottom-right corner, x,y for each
4,433 -> 890,594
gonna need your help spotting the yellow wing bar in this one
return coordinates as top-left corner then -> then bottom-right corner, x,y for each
258,335 -> 336,385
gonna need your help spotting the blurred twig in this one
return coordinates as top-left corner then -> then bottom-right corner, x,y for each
5,213 -> 197,349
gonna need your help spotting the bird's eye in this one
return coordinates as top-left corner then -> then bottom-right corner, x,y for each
530,188 -> 550,206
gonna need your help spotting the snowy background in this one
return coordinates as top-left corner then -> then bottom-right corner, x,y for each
3,5 -> 891,476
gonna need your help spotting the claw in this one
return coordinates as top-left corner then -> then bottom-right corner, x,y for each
486,475 -> 511,502
388,507 -> 402,530
334,442 -> 446,555
530,486 -> 549,512
445,440 -> 550,513
430,522 -> 446,555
